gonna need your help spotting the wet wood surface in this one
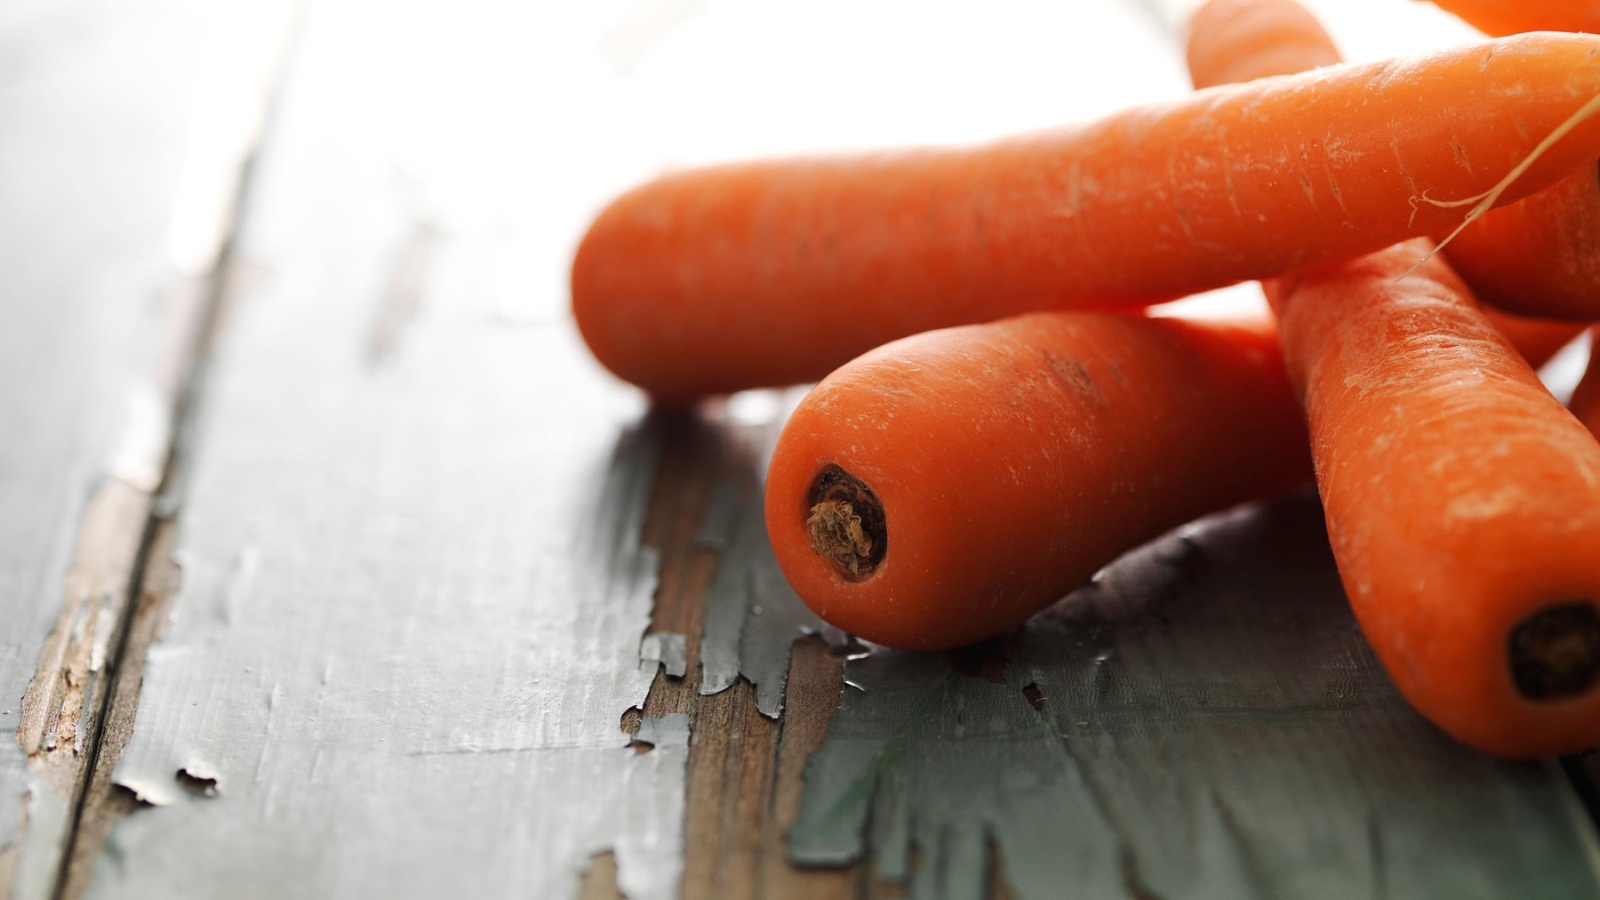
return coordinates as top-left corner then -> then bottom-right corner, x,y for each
5,1 -> 1600,899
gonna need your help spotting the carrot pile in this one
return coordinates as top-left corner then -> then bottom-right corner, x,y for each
571,1 -> 1600,758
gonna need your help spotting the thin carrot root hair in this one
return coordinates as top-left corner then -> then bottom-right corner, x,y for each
1400,88 -> 1600,281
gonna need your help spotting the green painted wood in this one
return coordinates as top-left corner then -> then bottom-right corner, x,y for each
791,493 -> 1600,899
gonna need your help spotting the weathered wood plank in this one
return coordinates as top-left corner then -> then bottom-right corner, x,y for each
0,4 -> 289,897
74,2 -> 695,895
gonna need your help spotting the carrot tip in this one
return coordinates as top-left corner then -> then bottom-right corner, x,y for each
805,465 -> 886,581
1508,601 -> 1600,701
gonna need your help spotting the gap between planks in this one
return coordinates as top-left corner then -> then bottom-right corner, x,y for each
49,243 -> 266,900
21,26 -> 295,896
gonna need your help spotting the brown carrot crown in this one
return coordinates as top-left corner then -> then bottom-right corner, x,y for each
805,465 -> 886,581
1509,601 -> 1600,701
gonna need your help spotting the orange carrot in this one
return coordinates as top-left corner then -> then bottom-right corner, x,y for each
572,32 -> 1600,399
1265,239 -> 1600,758
1183,0 -> 1588,359
1184,0 -> 1340,88
1422,0 -> 1600,37
762,312 -> 1310,650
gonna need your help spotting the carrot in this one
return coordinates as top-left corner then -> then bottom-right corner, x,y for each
1183,0 -> 1340,88
761,311 -> 1310,651
572,32 -> 1600,399
1183,0 -> 1588,361
1569,327 -> 1600,432
1421,0 -> 1600,37
1264,238 -> 1600,758
1484,306 -> 1588,368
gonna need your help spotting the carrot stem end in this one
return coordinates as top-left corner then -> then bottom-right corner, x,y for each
1508,601 -> 1600,701
805,465 -> 887,581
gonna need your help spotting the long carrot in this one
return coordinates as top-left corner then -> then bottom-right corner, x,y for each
1422,0 -> 1600,37
761,312 -> 1310,651
572,32 -> 1600,399
1265,239 -> 1600,758
1183,0 -> 1586,365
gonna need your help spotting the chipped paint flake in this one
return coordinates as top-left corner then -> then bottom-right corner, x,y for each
640,633 -> 689,679
633,713 -> 691,751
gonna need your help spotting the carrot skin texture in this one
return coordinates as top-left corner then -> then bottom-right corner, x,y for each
762,312 -> 1311,651
573,32 -> 1600,398
1267,240 -> 1600,759
1422,0 -> 1600,37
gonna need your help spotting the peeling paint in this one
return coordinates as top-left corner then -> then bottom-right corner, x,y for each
738,558 -> 828,718
0,0 -> 222,863
13,787 -> 70,900
696,479 -> 829,718
633,713 -> 691,751
692,482 -> 740,552
640,633 -> 688,679
792,495 -> 1600,899
93,409 -> 686,899
697,486 -> 752,698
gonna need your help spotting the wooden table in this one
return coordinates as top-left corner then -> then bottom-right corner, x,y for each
4,1 -> 1599,898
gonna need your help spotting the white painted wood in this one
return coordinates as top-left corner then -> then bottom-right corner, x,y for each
0,4 -> 286,895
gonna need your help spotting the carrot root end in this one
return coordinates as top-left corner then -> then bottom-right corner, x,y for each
805,465 -> 886,581
1508,601 -> 1600,701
